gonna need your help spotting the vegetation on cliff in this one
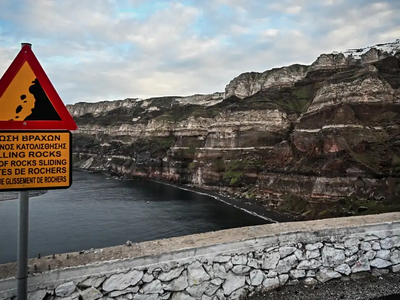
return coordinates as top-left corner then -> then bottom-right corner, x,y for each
70,40 -> 400,220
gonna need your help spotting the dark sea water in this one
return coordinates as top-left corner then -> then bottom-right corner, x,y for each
0,171 -> 267,264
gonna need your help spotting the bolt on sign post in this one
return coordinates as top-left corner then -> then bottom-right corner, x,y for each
0,43 -> 77,300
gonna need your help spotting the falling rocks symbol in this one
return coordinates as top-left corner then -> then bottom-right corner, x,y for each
0,43 -> 77,130
24,79 -> 61,121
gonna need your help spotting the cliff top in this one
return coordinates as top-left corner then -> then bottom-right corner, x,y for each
66,39 -> 400,106
341,39 -> 400,59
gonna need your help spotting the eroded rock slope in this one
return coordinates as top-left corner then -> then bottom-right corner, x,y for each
69,39 -> 400,220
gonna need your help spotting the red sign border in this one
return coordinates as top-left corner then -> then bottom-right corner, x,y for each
0,45 -> 77,130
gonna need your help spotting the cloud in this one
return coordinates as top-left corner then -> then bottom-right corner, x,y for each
0,0 -> 399,104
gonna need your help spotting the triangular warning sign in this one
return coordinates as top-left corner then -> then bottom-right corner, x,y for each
0,44 -> 77,130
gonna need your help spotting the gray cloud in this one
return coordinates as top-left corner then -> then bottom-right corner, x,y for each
0,0 -> 399,104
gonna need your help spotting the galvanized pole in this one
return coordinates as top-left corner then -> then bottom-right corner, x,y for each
17,191 -> 29,300
17,42 -> 32,300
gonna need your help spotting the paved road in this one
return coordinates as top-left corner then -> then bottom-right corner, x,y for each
374,296 -> 400,300
246,273 -> 400,300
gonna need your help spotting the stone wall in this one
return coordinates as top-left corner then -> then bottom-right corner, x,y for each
1,213 -> 400,300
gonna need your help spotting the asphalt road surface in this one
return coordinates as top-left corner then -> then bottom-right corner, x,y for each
246,273 -> 400,300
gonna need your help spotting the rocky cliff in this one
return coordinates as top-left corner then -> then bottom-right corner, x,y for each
69,39 -> 400,220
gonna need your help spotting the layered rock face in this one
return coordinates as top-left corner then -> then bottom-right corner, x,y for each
70,39 -> 400,220
225,64 -> 309,99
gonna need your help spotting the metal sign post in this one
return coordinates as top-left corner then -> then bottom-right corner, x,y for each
17,191 -> 29,300
16,42 -> 29,300
0,42 -> 77,300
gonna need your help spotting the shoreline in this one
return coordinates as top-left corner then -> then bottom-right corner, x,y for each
0,190 -> 47,202
148,178 -> 293,223
76,168 -> 293,223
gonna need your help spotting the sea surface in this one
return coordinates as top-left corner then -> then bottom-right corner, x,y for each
0,170 -> 267,264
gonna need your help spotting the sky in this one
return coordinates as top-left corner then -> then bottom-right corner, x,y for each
0,0 -> 399,104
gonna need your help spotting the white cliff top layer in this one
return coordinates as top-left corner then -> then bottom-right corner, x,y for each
174,92 -> 225,106
340,39 -> 400,59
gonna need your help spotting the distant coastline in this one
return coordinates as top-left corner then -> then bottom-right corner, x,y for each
148,178 -> 292,223
73,167 -> 293,223
0,190 -> 47,201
